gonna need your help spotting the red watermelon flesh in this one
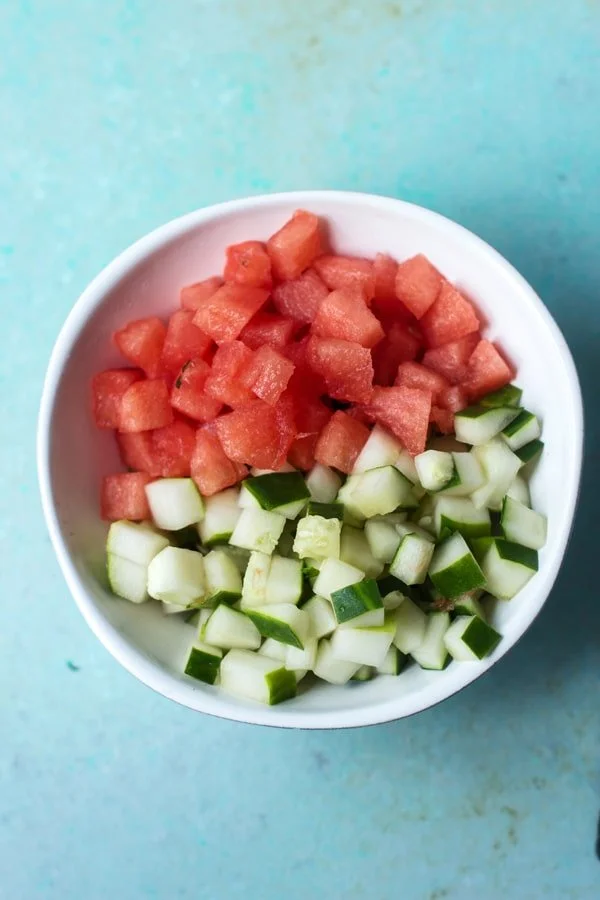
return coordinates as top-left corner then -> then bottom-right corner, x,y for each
114,317 -> 167,379
216,400 -> 288,469
224,240 -> 272,288
92,368 -> 142,429
286,393 -> 331,470
430,406 -> 455,435
191,427 -> 247,496
192,283 -> 269,343
371,253 -> 405,320
170,358 -> 223,422
119,379 -> 174,433
204,341 -> 255,408
117,431 -> 158,475
180,276 -> 223,312
273,392 -> 298,468
395,254 -> 442,319
460,339 -> 514,400
365,386 -> 432,456
372,323 -> 422,386
239,312 -> 296,350
312,289 -> 384,349
439,385 -> 467,413
101,472 -> 152,521
149,419 -> 197,477
161,310 -> 213,375
394,360 -> 450,401
272,267 -> 329,323
314,411 -> 370,474
240,345 -> 295,406
420,281 -> 480,349
306,336 -> 373,403
284,336 -> 327,397
267,210 -> 321,281
313,255 -> 375,303
422,333 -> 480,383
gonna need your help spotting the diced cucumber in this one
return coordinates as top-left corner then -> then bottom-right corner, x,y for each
352,425 -> 402,474
276,519 -> 298,558
229,507 -> 286,554
203,549 -> 243,605
265,555 -> 303,605
306,500 -> 344,520
392,596 -> 427,654
107,554 -> 148,604
377,645 -> 407,675
330,578 -> 383,624
428,533 -> 486,598
221,545 -> 250,574
454,406 -> 521,445
480,538 -> 538,599
516,439 -> 544,465
306,464 -> 342,503
258,637 -> 288,661
244,472 -> 310,512
220,650 -> 297,704
240,551 -> 271,608
313,558 -> 364,601
145,478 -> 204,531
198,488 -> 241,546
162,600 -> 188,615
480,384 -> 523,408
390,533 -> 435,585
506,474 -> 531,507
395,449 -> 420,484
340,525 -> 384,578
471,439 -> 523,511
411,612 -> 451,670
169,525 -> 201,551
285,637 -> 318,671
251,463 -> 296,475
428,436 -> 470,453
452,590 -> 486,619
500,496 -> 547,550
190,607 -> 212,634
396,521 -> 436,543
351,665 -> 376,681
293,515 -> 341,560
330,616 -> 396,667
501,410 -> 541,452
302,595 -> 337,639
147,547 -> 207,607
184,640 -> 223,684
444,615 -> 501,661
238,483 -> 261,509
338,466 -> 417,519
203,604 -> 261,650
337,608 -> 385,629
106,520 -> 169,566
313,639 -> 361,684
414,450 -> 457,492
434,496 -> 491,539
381,589 -> 410,611
364,518 -> 401,564
245,604 -> 311,649
440,452 -> 485,497
302,557 -> 322,577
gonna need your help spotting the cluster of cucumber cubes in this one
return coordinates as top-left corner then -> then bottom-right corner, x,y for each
106,383 -> 547,706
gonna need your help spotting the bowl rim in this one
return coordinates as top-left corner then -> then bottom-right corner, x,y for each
37,190 -> 584,729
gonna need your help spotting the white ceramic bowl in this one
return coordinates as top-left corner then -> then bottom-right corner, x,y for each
38,191 -> 583,729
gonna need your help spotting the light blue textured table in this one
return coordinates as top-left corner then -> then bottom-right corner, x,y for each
1,2 -> 599,897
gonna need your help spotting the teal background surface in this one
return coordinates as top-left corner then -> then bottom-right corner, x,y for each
1,1 -> 599,897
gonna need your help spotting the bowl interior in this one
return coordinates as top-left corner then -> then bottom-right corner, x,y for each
40,192 -> 582,727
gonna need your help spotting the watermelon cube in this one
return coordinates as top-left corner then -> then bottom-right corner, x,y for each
312,289 -> 384,349
101,472 -> 153,521
117,431 -> 158,475
267,209 -> 322,281
161,310 -> 213,375
313,255 -> 375,303
420,281 -> 480,348
192,283 -> 269,343
422,333 -> 480,384
439,385 -> 467,413
395,254 -> 442,319
224,240 -> 272,288
273,392 -> 298,465
272,267 -> 329,323
216,400 -> 287,469
92,368 -> 142,429
180,276 -> 223,312
460,339 -> 514,400
286,393 -> 331,470
114,317 -> 167,379
306,336 -> 374,403
170,358 -> 223,422
371,253 -> 401,320
191,427 -> 247,496
240,345 -> 295,406
365,386 -> 432,456
430,406 -> 455,435
150,419 -> 197,477
239,312 -> 296,350
284,336 -> 327,397
394,360 -> 450,401
119,379 -> 173,432
314,411 -> 370,474
372,323 -> 422,386
204,341 -> 255,408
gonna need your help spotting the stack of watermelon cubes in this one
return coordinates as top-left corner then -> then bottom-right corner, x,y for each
93,209 -> 514,520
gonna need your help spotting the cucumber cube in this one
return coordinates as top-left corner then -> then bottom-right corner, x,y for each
285,636 -> 318,672
244,472 -> 310,511
471,438 -> 523,511
220,650 -> 297,705
452,590 -> 486,619
330,616 -> 396,667
107,554 -> 148,604
440,452 -> 485,497
428,533 -> 486,598
395,449 -> 420,484
306,501 -> 344,520
501,410 -> 541,452
145,478 -> 204,531
480,539 -> 538,600
516,439 -> 544,465
377,645 -> 407,675
392,597 -> 427,654
506,474 -> 531,507
351,666 -> 376,681
258,637 -> 288,661
241,551 -> 271,609
203,549 -> 243,605
305,464 -> 342,503
443,615 -> 501,661
479,384 -> 523,408
198,488 -> 241,546
414,450 -> 457,492
293,515 -> 341,561
147,547 -> 207,607
411,612 -> 451,670
340,525 -> 384,578
330,578 -> 383,624
204,604 -> 262,650
364,518 -> 402,563
245,604 -> 311,649
229,508 -> 286,554
454,406 -> 521,445
313,639 -> 361,684
313,558 -> 365,601
352,424 -> 403,474
184,640 -> 223,684
302,595 -> 337,639
265,555 -> 303,605
500,496 -> 547,550
434,496 -> 491,539
106,520 -> 169,566
339,466 -> 417,518
389,533 -> 435,585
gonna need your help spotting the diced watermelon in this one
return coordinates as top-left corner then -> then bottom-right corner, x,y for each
439,385 -> 467,413
395,254 -> 442,319
161,310 -> 213,375
314,411 -> 370,474
284,335 -> 327,397
191,427 -> 247,496
117,431 -> 157,475
311,289 -> 384,349
119,380 -> 173,433
180,277 -> 223,312
430,406 -> 455,435
240,345 -> 295,406
306,336 -> 373,403
192,283 -> 269,343
420,281 -> 480,348
239,312 -> 296,350
421,333 -> 480,384
170,358 -> 223,422
286,393 -> 331,470
460,339 -> 514,400
204,341 -> 255,408
114,317 -> 167,378
267,209 -> 321,281
101,472 -> 152,521
313,255 -> 375,303
148,419 -> 197,477
365,386 -> 432,456
216,400 -> 286,469
395,360 -> 450,401
272,267 -> 329,323
92,368 -> 142,429
372,323 -> 422,386
224,240 -> 272,288
371,253 -> 401,319
273,392 -> 298,466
